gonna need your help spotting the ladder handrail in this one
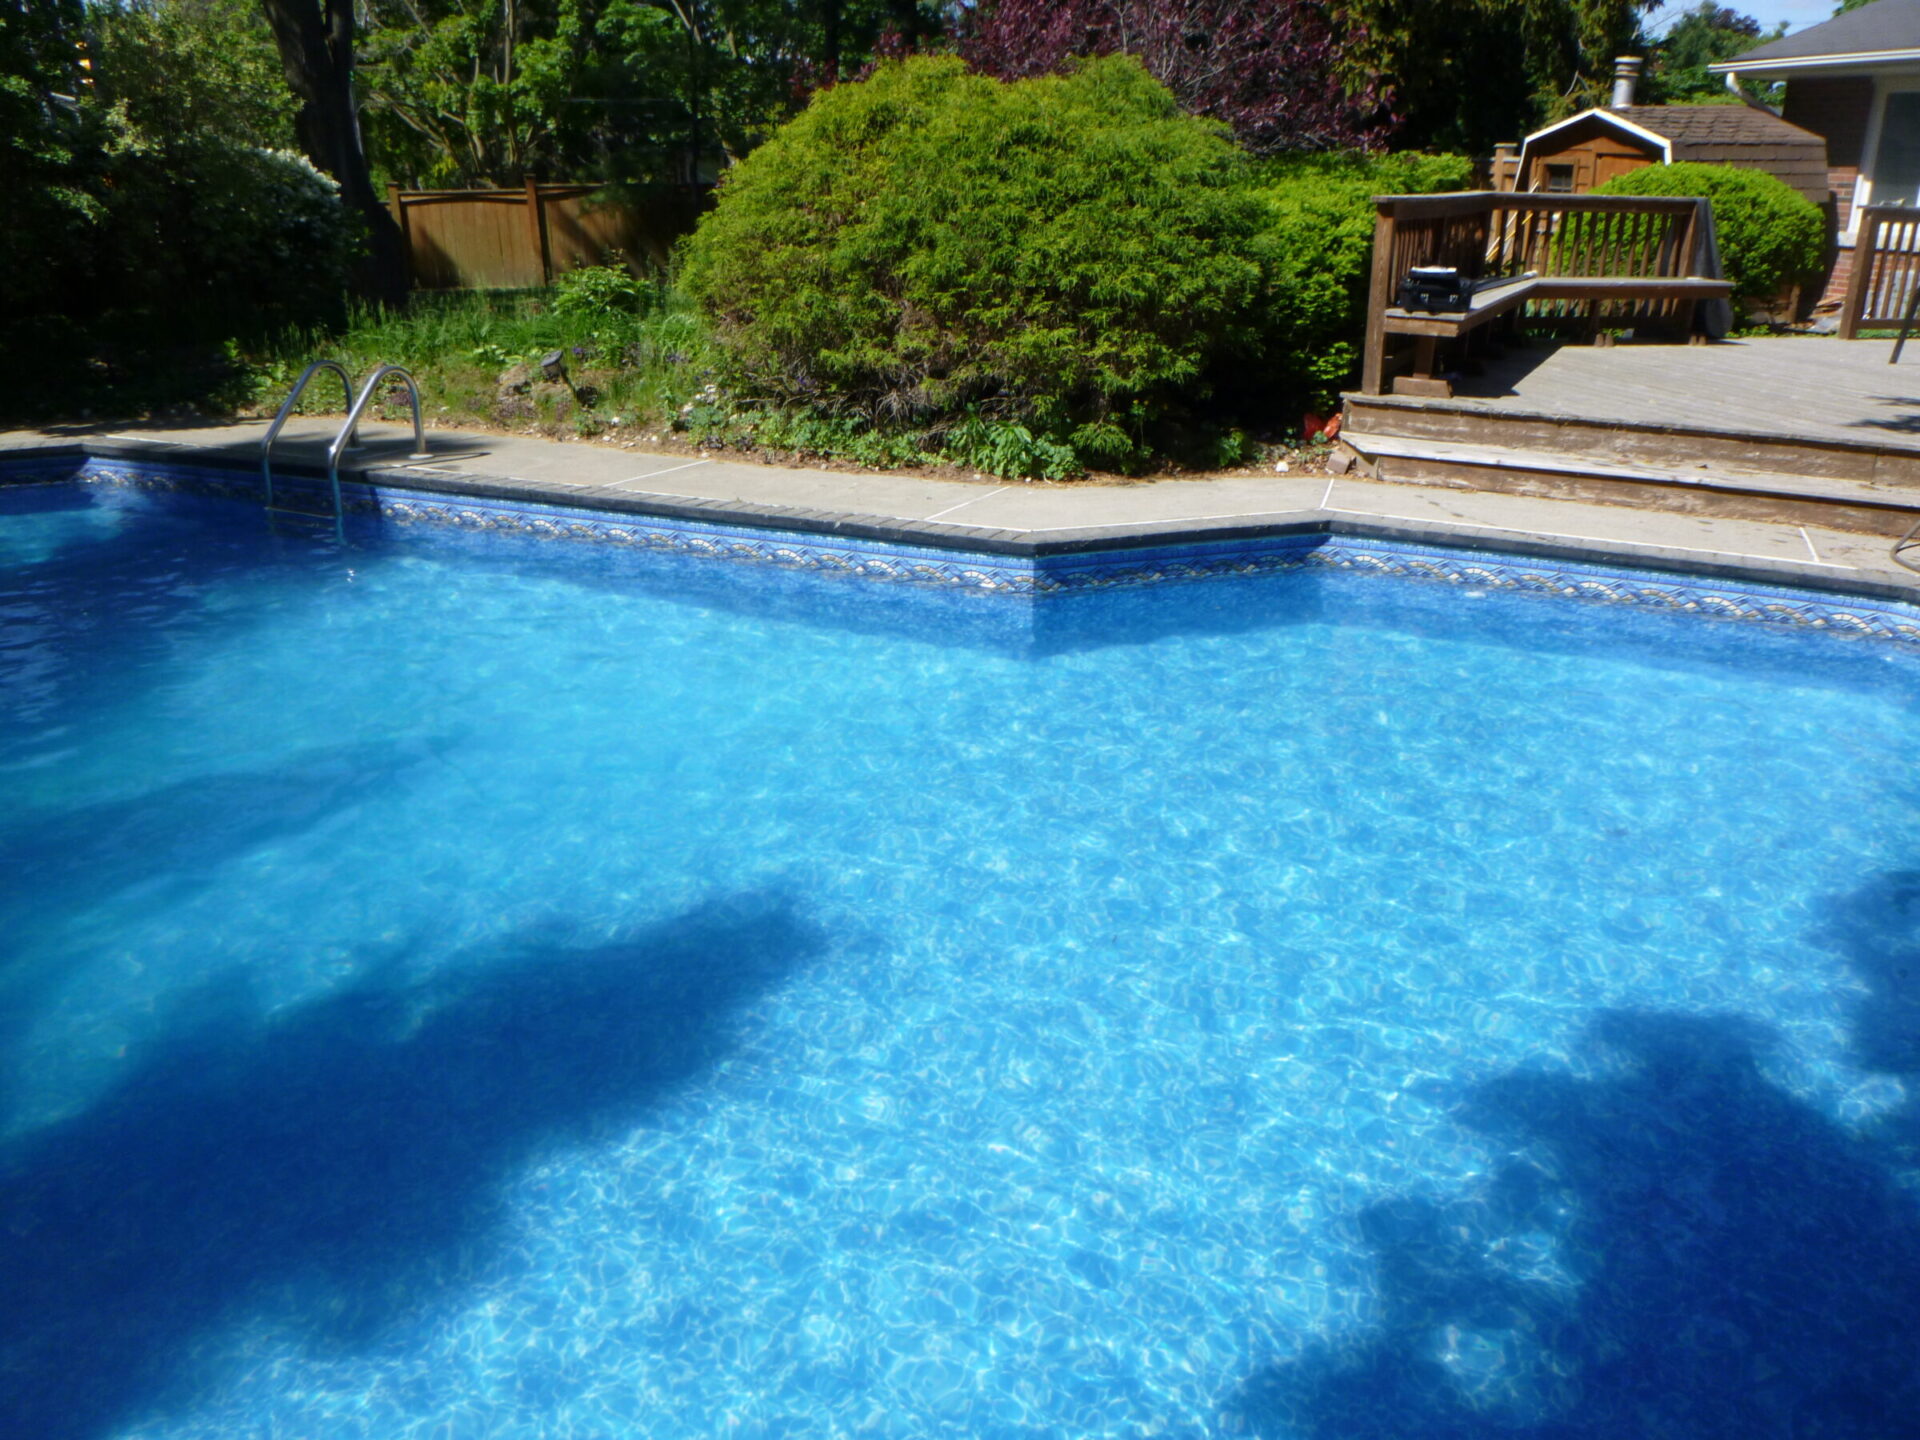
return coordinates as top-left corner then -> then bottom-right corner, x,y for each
330,364 -> 429,471
261,360 -> 353,509
1894,516 -> 1920,574
319,365 -> 431,537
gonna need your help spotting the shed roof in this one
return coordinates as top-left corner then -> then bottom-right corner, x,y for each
1514,106 -> 1830,204
1520,107 -> 1674,160
1710,0 -> 1920,74
1519,105 -> 1822,160
1609,105 -> 1826,150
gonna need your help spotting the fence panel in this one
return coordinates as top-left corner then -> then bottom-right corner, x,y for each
388,183 -> 710,290
1841,205 -> 1920,337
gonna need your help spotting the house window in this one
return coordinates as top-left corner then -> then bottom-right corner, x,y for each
1873,90 -> 1920,206
1544,163 -> 1576,193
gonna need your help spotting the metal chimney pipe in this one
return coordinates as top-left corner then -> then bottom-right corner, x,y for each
1611,56 -> 1642,109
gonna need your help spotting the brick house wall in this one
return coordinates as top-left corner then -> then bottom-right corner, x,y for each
1783,76 -> 1877,308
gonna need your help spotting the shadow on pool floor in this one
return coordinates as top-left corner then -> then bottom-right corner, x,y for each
1230,876 -> 1920,1440
0,889 -> 826,1440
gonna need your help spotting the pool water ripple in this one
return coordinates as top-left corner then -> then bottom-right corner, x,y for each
3,483 -> 1920,1438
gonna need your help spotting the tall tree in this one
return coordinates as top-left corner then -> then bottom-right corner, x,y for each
0,0 -> 102,320
258,0 -> 407,302
1643,3 -> 1780,105
83,0 -> 355,338
959,0 -> 1386,154
353,0 -> 946,190
1338,0 -> 1660,153
355,0 -> 589,187
93,0 -> 296,150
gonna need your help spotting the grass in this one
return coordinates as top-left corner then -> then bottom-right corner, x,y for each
247,275 -> 715,442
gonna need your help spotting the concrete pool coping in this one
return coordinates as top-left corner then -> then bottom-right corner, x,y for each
6,418 -> 1920,605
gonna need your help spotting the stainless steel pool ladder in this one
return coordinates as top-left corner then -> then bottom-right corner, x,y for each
1895,515 -> 1920,574
261,360 -> 352,519
261,362 -> 430,538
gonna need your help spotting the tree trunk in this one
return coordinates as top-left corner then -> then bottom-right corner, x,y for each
821,0 -> 843,80
259,0 -> 408,306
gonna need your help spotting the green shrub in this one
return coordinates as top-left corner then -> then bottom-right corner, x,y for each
680,54 -> 1267,474
942,412 -> 1081,481
99,143 -> 358,341
1241,150 -> 1473,410
552,264 -> 651,321
1592,162 -> 1825,314
547,262 -> 666,367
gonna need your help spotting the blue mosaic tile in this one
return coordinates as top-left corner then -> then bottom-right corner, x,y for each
7,450 -> 1920,645
0,453 -> 90,488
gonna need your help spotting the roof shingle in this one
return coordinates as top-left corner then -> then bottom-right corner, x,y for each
1721,0 -> 1920,66
1612,105 -> 1826,148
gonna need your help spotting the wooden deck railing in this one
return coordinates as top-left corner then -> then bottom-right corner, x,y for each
1839,204 -> 1920,338
1362,192 -> 1716,395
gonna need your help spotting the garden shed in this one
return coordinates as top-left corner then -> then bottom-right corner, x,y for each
1512,104 -> 1830,205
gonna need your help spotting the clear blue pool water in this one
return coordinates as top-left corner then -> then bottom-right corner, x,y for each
6,479 -> 1920,1440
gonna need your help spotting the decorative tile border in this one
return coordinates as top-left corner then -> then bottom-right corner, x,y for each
0,453 -> 93,488
1306,541 -> 1920,645
375,490 -> 1048,591
8,451 -> 1920,646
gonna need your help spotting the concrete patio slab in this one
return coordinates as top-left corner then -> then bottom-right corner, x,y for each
6,417 -> 1918,603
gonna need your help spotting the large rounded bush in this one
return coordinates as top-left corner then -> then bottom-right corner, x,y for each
680,55 -> 1266,465
1592,162 -> 1825,313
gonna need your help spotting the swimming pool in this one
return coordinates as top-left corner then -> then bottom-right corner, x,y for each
5,466 -> 1920,1439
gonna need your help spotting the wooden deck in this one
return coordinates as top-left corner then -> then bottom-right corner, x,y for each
1421,336 -> 1920,452
1341,336 -> 1920,535
1360,191 -> 1727,397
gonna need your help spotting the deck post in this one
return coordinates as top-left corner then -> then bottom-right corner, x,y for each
1841,208 -> 1880,340
1397,336 -> 1454,397
1361,201 -> 1398,396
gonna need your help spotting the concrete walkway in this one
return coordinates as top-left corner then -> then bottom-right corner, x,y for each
5,416 -> 1918,600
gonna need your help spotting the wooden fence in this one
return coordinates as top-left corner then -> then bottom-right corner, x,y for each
387,180 -> 710,290
1840,204 -> 1920,337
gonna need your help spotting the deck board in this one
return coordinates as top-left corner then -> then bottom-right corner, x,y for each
1443,336 -> 1920,453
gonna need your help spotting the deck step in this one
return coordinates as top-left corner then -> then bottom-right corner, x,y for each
1341,431 -> 1920,538
1342,390 -> 1920,492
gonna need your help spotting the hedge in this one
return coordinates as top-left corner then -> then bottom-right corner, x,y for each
681,55 -> 1268,470
1592,162 -> 1825,315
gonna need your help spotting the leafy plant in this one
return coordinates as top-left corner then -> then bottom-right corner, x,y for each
99,142 -> 358,341
742,408 -> 936,468
552,263 -> 649,321
1241,149 -> 1473,411
1593,162 -> 1825,314
681,54 -> 1267,473
245,285 -> 713,436
958,0 -> 1386,154
941,411 -> 1081,481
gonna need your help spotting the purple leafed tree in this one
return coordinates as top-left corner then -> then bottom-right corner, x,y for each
958,0 -> 1388,154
